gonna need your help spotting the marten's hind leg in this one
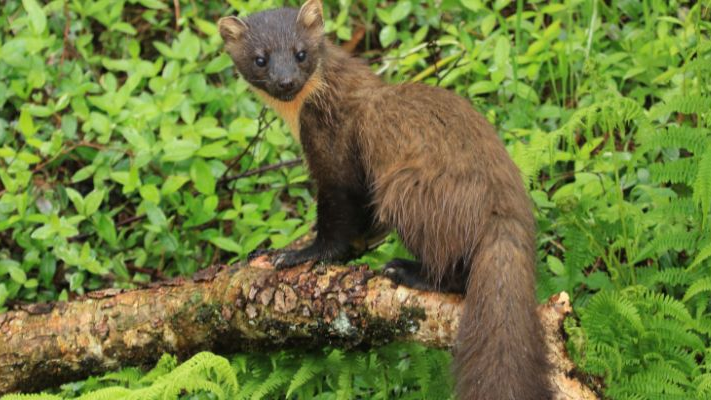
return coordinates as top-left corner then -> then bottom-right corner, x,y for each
383,259 -> 433,291
383,258 -> 467,294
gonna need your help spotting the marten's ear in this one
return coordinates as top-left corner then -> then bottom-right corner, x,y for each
297,0 -> 323,33
218,16 -> 248,43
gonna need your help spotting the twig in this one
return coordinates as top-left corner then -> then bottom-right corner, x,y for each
220,158 -> 303,184
60,0 -> 72,65
436,51 -> 468,86
173,0 -> 181,31
32,141 -> 106,174
219,107 -> 274,183
70,214 -> 146,242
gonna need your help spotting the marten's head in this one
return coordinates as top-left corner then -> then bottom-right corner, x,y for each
218,0 -> 324,102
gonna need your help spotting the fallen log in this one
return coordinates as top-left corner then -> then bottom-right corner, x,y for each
0,256 -> 597,399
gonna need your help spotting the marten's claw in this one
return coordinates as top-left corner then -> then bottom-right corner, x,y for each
272,250 -> 309,270
247,249 -> 273,262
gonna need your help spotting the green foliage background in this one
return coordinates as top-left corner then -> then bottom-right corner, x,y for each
1,0 -> 710,398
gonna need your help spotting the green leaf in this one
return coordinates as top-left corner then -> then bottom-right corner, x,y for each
468,80 -> 498,95
65,188 -> 85,215
205,53 -> 233,74
265,128 -> 288,147
389,2 -> 412,23
72,165 -> 96,183
23,0 -> 47,35
161,175 -> 190,195
547,256 -> 565,276
8,264 -> 27,284
95,214 -> 118,247
460,0 -> 484,12
31,224 -> 54,240
176,31 -> 201,61
194,18 -> 218,36
112,22 -> 137,35
84,189 -> 104,216
242,232 -> 269,254
494,36 -> 510,67
197,141 -> 230,158
379,25 -> 397,47
209,237 -> 242,253
144,201 -> 168,228
162,140 -> 199,162
18,108 -> 37,137
139,184 -> 161,204
190,158 -> 216,195
136,0 -> 167,9
0,284 -> 7,307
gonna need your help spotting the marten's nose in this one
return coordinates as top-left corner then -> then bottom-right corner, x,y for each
278,79 -> 295,91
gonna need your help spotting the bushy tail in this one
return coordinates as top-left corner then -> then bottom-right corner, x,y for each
454,215 -> 552,400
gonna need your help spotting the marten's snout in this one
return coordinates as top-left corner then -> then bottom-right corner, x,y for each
278,79 -> 295,91
266,54 -> 306,101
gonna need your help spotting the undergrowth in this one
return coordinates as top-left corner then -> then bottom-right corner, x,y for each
1,0 -> 711,399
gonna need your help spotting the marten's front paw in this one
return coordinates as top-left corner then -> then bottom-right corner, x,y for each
272,250 -> 314,270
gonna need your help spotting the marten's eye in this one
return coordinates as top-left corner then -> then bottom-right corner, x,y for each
295,51 -> 307,63
255,56 -> 267,68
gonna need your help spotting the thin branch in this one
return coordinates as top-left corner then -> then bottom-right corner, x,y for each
173,0 -> 181,31
436,51 -> 468,86
220,107 -> 272,183
70,214 -> 146,242
60,0 -> 72,65
32,141 -> 106,174
220,158 -> 303,184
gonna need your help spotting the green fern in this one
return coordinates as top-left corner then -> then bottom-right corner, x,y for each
693,146 -> 711,227
250,368 -> 292,400
683,278 -> 711,303
650,95 -> 711,119
639,126 -> 709,155
75,388 -> 132,400
285,356 -> 323,397
648,157 -> 699,185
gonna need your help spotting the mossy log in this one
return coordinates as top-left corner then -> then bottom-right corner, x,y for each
0,256 -> 597,399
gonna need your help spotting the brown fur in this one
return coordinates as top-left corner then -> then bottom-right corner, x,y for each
219,1 -> 552,398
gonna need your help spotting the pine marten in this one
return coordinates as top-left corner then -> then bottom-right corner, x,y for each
218,1 -> 552,399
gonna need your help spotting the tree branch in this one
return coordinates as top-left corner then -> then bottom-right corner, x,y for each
0,257 -> 596,399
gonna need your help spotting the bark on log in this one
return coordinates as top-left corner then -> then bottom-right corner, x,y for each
0,257 -> 597,399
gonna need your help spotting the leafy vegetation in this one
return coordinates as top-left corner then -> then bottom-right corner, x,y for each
1,0 -> 710,399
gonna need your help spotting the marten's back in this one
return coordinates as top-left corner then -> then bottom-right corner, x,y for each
349,83 -> 530,220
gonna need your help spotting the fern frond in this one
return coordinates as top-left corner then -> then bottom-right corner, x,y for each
138,353 -> 177,384
649,157 -> 698,185
76,387 -> 132,400
634,230 -> 698,263
583,291 -> 645,339
250,368 -> 291,400
693,373 -> 711,396
333,361 -> 352,400
651,95 -> 711,118
640,267 -> 693,288
98,367 -> 142,384
690,242 -> 711,270
638,291 -> 693,323
683,277 -> 711,303
639,126 -> 710,154
648,197 -> 700,224
286,356 -> 323,398
693,146 -> 711,227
